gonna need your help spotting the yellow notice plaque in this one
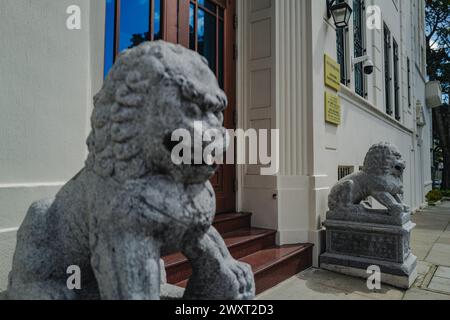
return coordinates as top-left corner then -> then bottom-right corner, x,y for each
325,91 -> 341,125
324,54 -> 341,92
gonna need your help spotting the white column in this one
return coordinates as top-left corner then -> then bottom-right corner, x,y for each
274,0 -> 316,248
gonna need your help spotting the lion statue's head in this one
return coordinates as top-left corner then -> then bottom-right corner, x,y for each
362,142 -> 406,179
86,41 -> 228,184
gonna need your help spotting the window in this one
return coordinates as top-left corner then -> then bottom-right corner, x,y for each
414,0 -> 426,75
336,28 -> 348,85
338,166 -> 354,180
104,0 -> 163,77
336,0 -> 350,86
383,23 -> 392,115
353,0 -> 365,97
420,44 -> 425,74
104,0 -> 116,78
407,57 -> 411,108
393,39 -> 400,120
336,0 -> 348,85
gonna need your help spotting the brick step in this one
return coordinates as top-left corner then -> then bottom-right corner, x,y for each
213,212 -> 252,235
163,227 -> 276,284
175,244 -> 314,295
240,244 -> 313,294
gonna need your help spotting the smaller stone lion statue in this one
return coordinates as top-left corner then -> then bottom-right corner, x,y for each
6,41 -> 254,300
328,142 -> 409,217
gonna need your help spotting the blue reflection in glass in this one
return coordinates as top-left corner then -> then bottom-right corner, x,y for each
198,0 -> 216,12
189,2 -> 195,50
197,8 -> 216,73
104,0 -> 116,78
154,0 -> 162,40
219,20 -> 224,88
119,0 -> 150,52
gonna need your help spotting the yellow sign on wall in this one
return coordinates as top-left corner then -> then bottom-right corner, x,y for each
324,54 -> 341,92
325,91 -> 341,125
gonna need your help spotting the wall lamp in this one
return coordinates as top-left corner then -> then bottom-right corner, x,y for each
327,0 -> 353,29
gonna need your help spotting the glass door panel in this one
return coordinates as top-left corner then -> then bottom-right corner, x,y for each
104,0 -> 163,76
181,0 -> 236,213
188,0 -> 225,88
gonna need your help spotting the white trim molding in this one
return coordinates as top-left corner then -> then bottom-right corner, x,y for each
0,182 -> 62,230
0,227 -> 19,234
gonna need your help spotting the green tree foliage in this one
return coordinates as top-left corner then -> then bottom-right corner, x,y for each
426,0 -> 450,99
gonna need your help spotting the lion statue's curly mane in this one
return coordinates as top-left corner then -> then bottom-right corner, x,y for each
86,41 -> 227,183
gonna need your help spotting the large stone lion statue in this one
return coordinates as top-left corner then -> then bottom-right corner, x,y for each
7,41 -> 255,300
328,142 -> 409,217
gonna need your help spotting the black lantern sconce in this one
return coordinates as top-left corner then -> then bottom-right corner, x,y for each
327,0 -> 353,29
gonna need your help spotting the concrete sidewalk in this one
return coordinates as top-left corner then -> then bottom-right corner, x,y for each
258,202 -> 450,300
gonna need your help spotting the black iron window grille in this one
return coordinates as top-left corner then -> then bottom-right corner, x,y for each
384,23 -> 392,115
353,0 -> 366,97
393,39 -> 400,120
336,0 -> 349,85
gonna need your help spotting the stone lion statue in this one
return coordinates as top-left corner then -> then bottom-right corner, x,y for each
328,142 -> 409,217
7,41 -> 255,300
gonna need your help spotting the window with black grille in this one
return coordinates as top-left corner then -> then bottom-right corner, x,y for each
353,0 -> 366,97
393,39 -> 400,120
407,57 -> 411,109
383,23 -> 392,116
336,0 -> 349,85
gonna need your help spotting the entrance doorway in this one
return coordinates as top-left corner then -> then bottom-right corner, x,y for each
104,0 -> 237,213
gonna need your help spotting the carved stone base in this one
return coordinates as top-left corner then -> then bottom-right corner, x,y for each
320,216 -> 418,289
321,258 -> 418,289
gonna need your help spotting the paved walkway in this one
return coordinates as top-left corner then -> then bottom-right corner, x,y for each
258,202 -> 450,300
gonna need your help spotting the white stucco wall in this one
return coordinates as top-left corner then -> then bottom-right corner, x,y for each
0,0 -> 105,290
238,0 -> 433,266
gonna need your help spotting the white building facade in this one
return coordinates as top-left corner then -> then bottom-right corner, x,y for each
0,0 -> 432,290
236,0 -> 432,265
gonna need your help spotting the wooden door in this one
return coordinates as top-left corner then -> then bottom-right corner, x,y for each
106,0 -> 237,213
166,0 -> 237,213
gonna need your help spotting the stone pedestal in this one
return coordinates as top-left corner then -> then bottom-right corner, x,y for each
320,210 -> 418,289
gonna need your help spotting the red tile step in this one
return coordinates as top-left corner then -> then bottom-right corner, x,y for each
240,244 -> 313,295
175,244 -> 313,295
163,227 -> 276,284
213,212 -> 252,234
162,212 -> 313,295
